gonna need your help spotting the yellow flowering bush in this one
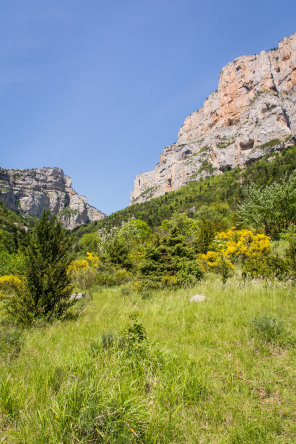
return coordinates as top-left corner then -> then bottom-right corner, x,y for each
0,275 -> 23,291
161,275 -> 178,287
214,228 -> 270,260
68,252 -> 99,273
201,250 -> 220,269
0,275 -> 23,309
67,252 -> 99,290
68,259 -> 89,273
86,252 -> 99,267
201,228 -> 271,270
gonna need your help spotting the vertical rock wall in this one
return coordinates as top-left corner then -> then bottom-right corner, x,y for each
0,167 -> 105,229
131,33 -> 296,205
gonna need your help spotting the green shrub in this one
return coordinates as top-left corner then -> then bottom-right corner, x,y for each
122,312 -> 147,345
120,285 -> 132,296
238,172 -> 296,237
1,211 -> 74,324
0,251 -> 26,276
250,315 -> 295,346
78,232 -> 99,253
161,275 -> 178,288
286,231 -> 296,280
217,254 -> 234,284
140,227 -> 204,288
242,254 -> 289,280
96,263 -> 131,286
251,316 -> 284,342
94,313 -> 148,357
70,266 -> 97,290
176,258 -> 204,286
101,331 -> 117,350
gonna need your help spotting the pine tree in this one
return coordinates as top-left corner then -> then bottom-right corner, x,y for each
7,210 -> 74,323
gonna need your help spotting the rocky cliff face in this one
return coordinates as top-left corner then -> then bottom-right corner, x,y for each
130,33 -> 296,205
0,167 -> 105,229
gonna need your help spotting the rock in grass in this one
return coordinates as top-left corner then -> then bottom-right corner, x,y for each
70,293 -> 86,301
190,294 -> 206,303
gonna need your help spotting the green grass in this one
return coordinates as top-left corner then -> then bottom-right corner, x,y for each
1,275 -> 296,442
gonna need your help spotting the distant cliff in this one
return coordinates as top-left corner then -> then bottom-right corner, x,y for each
0,167 -> 105,229
131,33 -> 296,205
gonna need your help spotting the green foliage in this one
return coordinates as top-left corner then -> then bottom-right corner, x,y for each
242,254 -> 289,280
122,312 -> 147,345
0,202 -> 36,278
159,212 -> 199,242
72,146 -> 296,237
238,172 -> 296,237
257,138 -> 281,150
0,201 -> 35,253
95,218 -> 151,273
117,218 -> 152,243
78,232 -> 99,253
70,266 -> 97,290
0,250 -> 26,276
217,254 -> 234,284
2,210 -> 74,324
196,217 -> 226,254
286,230 -> 296,280
96,262 -> 131,287
198,158 -> 215,174
140,226 -> 203,288
58,206 -> 78,217
250,315 -> 295,346
175,257 -> 204,286
100,331 -> 117,350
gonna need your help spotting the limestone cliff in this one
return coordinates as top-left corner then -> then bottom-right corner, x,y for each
130,33 -> 296,205
0,167 -> 105,229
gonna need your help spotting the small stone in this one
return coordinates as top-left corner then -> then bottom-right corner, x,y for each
70,292 -> 86,301
190,294 -> 206,303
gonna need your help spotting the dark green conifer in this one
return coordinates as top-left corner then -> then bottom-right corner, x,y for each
7,210 -> 74,323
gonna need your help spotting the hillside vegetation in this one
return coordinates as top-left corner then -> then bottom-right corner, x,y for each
0,202 -> 36,251
74,146 -> 296,236
1,147 -> 296,442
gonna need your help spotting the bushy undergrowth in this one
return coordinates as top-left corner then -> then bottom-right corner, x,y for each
250,315 -> 296,346
242,254 -> 289,280
73,145 -> 296,234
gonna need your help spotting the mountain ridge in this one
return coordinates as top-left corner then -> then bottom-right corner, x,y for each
0,166 -> 105,229
130,32 -> 296,204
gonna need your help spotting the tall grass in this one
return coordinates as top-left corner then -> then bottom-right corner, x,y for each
1,275 -> 296,442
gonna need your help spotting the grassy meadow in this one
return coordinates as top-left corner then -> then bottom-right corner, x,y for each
1,274 -> 296,443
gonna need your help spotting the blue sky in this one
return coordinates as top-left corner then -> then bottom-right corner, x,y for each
1,0 -> 296,215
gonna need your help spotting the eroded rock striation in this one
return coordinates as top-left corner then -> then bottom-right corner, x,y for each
131,33 -> 296,205
0,167 -> 105,229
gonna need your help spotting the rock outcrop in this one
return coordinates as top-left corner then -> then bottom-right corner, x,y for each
130,33 -> 296,205
0,167 -> 105,229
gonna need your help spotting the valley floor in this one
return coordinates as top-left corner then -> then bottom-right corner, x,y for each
1,275 -> 296,443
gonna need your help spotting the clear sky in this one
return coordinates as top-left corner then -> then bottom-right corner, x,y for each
1,0 -> 296,215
